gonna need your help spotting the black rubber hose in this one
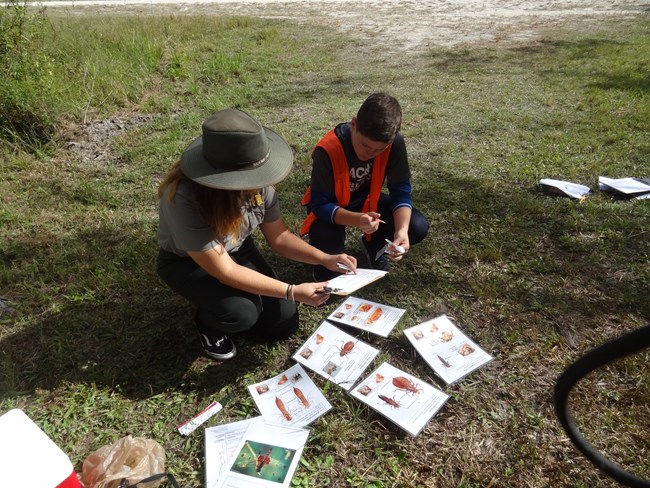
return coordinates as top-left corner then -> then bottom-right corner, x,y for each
553,323 -> 650,487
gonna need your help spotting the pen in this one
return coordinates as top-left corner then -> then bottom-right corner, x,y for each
384,239 -> 406,254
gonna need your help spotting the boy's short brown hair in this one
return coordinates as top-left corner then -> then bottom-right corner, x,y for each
355,93 -> 402,143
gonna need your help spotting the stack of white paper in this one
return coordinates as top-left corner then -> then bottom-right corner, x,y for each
598,176 -> 650,199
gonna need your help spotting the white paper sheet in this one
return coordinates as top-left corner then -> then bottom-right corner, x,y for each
207,418 -> 309,488
598,176 -> 650,195
539,178 -> 591,199
323,268 -> 388,295
205,418 -> 257,488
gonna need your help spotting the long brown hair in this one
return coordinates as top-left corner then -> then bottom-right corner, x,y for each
158,161 -> 257,243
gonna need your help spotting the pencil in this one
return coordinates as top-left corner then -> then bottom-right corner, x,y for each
378,219 -> 386,224
315,287 -> 342,295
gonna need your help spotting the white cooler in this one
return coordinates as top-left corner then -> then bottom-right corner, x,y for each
0,408 -> 81,488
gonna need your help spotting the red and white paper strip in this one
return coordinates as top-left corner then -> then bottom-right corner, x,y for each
177,401 -> 223,436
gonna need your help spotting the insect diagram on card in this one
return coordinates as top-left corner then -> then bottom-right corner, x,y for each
392,376 -> 423,395
378,394 -> 401,409
293,387 -> 310,408
275,397 -> 292,421
330,340 -> 356,358
438,355 -> 452,368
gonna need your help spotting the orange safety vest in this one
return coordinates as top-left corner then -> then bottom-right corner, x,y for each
300,129 -> 391,241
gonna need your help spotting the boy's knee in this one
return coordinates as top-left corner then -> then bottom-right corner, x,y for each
410,215 -> 430,245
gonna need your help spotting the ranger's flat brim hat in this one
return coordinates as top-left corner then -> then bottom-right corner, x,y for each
180,109 -> 293,190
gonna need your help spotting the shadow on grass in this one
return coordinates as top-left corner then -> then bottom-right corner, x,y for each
427,38 -> 624,71
589,71 -> 650,93
428,36 -> 650,93
539,38 -> 650,93
0,229 -> 272,401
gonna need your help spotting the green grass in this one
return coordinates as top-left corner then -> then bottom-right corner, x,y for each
1,9 -> 649,488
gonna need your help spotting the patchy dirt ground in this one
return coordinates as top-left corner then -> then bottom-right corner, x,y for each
53,0 -> 648,161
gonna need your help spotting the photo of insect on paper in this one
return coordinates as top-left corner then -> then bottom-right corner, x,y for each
230,440 -> 296,483
206,417 -> 311,488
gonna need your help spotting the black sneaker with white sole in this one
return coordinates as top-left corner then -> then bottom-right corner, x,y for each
198,331 -> 237,360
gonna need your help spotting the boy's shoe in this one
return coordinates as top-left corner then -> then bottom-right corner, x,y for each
360,235 -> 391,272
198,331 -> 237,360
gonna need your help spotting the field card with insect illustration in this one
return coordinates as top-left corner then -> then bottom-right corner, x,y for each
404,314 -> 494,385
349,361 -> 449,436
247,363 -> 332,428
292,321 -> 379,390
326,296 -> 405,337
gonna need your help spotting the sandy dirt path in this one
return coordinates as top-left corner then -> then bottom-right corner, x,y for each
36,0 -> 649,51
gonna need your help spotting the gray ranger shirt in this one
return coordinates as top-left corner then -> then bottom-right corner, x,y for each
158,181 -> 281,256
